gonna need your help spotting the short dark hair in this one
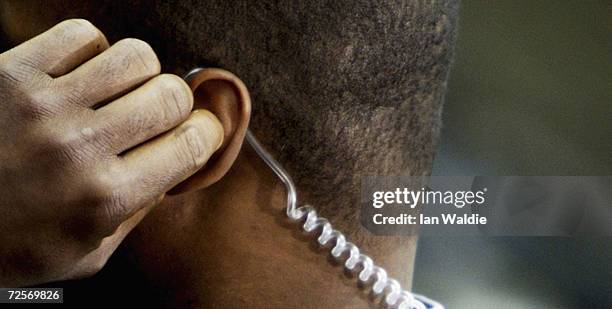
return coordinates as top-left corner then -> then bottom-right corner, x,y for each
153,1 -> 459,239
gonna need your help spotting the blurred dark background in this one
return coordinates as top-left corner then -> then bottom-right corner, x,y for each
413,1 -> 611,308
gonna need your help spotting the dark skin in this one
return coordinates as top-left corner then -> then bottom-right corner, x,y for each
1,1 -> 458,307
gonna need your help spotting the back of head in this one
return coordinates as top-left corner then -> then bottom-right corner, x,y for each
141,0 -> 459,237
0,0 -> 458,252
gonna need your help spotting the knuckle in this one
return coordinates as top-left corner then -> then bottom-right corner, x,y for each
0,57 -> 50,90
87,171 -> 119,202
18,86 -> 59,118
38,126 -> 91,164
116,38 -> 160,74
155,74 -> 193,121
58,19 -> 100,38
91,168 -> 135,219
40,128 -> 72,150
56,19 -> 107,53
117,37 -> 151,52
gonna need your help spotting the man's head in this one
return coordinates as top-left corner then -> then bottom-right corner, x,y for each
1,0 -> 457,232
0,0 -> 458,306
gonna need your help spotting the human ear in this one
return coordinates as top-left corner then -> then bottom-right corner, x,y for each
170,68 -> 251,194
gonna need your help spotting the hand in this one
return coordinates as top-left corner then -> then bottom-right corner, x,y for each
0,19 -> 223,286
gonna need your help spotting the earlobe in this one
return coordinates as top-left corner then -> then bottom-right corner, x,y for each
170,68 -> 251,194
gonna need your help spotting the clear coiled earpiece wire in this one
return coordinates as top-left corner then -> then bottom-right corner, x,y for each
185,68 -> 443,309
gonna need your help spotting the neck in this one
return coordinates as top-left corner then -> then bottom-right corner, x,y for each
120,147 -> 417,308
194,147 -> 417,307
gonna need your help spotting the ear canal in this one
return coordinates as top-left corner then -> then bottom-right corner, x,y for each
169,68 -> 251,194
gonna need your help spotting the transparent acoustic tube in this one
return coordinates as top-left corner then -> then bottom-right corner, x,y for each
185,67 -> 443,309
245,131 -> 443,309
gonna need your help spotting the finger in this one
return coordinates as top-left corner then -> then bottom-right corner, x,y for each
3,19 -> 109,77
90,74 -> 193,154
56,38 -> 161,108
118,110 -> 223,210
